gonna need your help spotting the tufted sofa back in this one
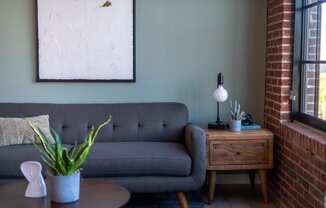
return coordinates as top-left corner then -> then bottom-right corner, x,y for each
0,103 -> 188,144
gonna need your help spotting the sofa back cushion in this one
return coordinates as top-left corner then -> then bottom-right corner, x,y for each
0,103 -> 188,144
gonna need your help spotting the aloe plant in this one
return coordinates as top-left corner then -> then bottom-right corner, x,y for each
230,100 -> 242,121
29,116 -> 112,176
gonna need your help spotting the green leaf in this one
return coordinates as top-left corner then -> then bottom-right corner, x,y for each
40,155 -> 60,174
69,141 -> 78,158
55,142 -> 67,175
72,146 -> 91,171
91,116 -> 112,143
51,128 -> 62,145
29,123 -> 56,161
71,127 -> 95,161
33,142 -> 55,164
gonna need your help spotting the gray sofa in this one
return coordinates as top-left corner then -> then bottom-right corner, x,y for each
0,103 -> 206,194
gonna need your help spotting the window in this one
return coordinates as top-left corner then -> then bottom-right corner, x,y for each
293,0 -> 326,131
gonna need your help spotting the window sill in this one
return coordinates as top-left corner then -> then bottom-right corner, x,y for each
282,121 -> 326,145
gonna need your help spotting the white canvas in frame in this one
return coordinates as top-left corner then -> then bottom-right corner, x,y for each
37,0 -> 134,82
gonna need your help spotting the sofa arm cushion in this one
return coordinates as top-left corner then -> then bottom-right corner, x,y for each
185,124 -> 206,189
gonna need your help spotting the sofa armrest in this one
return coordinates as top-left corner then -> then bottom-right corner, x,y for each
185,124 -> 206,189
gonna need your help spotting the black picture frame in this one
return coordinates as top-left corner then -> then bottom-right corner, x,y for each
35,0 -> 136,83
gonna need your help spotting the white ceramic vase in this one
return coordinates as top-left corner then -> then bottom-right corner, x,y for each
20,161 -> 47,198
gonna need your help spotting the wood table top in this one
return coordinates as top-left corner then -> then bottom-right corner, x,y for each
0,179 -> 130,208
204,128 -> 273,140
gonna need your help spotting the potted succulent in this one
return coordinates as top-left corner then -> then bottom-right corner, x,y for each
229,100 -> 242,132
28,116 -> 111,204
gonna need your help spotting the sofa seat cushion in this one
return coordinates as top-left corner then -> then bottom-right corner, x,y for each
0,145 -> 42,178
82,142 -> 192,177
0,144 -> 75,178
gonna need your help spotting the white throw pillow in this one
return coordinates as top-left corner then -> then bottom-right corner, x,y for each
0,115 -> 55,147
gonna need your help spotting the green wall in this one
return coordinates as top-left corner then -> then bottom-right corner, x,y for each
0,0 -> 266,124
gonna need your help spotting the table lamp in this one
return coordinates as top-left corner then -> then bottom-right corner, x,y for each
208,73 -> 229,129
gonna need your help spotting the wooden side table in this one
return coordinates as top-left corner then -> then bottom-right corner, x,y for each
205,129 -> 273,204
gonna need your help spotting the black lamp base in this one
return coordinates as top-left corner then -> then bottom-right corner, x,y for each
208,121 -> 229,130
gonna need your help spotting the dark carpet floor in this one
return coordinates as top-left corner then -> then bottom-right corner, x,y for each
123,192 -> 206,208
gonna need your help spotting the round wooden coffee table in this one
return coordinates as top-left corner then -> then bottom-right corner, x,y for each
0,179 -> 130,208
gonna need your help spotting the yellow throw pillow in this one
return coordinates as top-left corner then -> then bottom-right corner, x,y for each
0,115 -> 55,146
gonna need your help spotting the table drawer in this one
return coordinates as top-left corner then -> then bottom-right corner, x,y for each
209,140 -> 268,166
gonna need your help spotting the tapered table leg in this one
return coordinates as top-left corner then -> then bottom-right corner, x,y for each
176,192 -> 189,208
259,169 -> 268,203
208,170 -> 216,204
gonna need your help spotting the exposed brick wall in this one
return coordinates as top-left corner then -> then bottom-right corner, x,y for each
265,0 -> 326,207
265,0 -> 294,136
271,123 -> 326,208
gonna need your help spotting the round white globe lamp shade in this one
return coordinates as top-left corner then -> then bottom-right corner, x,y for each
213,86 -> 228,102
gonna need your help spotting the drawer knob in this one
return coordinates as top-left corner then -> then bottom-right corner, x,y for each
236,152 -> 240,155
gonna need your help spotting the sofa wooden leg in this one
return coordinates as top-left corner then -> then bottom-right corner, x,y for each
176,192 -> 189,208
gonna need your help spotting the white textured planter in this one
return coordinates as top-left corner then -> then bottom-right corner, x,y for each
48,171 -> 80,204
229,120 -> 241,132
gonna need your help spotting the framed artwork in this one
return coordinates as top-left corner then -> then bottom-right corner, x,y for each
36,0 -> 135,82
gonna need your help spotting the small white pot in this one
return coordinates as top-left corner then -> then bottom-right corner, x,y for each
229,120 -> 241,132
48,171 -> 80,204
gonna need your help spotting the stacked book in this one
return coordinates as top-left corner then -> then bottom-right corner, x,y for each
241,124 -> 262,130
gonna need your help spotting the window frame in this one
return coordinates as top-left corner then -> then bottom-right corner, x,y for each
292,0 -> 326,132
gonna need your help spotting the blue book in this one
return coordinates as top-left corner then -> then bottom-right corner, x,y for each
241,124 -> 262,130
